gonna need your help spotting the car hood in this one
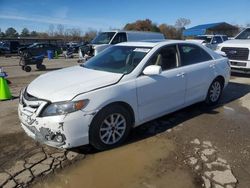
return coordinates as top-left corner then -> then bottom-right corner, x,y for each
27,66 -> 123,102
219,39 -> 250,48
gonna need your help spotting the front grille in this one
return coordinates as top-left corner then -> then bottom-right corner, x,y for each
230,61 -> 247,67
221,47 -> 249,61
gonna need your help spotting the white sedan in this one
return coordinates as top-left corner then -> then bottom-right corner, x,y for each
18,40 -> 230,150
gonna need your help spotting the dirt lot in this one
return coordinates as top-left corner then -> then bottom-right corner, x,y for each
0,56 -> 250,188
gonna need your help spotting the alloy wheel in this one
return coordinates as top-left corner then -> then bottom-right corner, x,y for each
99,113 -> 126,145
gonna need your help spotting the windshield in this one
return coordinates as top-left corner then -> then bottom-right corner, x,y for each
91,32 -> 116,44
235,28 -> 250,39
82,46 -> 151,74
195,36 -> 212,43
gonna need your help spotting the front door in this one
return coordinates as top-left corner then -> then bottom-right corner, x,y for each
136,45 -> 186,122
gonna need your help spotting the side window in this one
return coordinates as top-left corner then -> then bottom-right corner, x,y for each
111,33 -> 127,44
222,36 -> 228,41
212,36 -> 223,44
147,45 -> 178,71
178,44 -> 212,66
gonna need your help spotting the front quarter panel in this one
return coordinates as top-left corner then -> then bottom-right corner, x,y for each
73,78 -> 139,125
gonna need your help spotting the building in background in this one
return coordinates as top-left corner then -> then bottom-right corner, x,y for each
183,22 -> 239,38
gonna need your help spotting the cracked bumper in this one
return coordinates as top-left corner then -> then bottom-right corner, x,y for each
18,104 -> 95,149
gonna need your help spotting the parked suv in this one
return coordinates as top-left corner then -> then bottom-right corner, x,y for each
194,35 -> 228,50
19,43 -> 62,56
217,28 -> 250,72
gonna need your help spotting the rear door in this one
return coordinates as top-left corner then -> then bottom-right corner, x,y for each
177,44 -> 215,105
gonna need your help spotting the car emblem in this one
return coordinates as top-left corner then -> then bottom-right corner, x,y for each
228,50 -> 237,55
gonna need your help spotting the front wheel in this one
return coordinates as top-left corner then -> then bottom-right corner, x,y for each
89,105 -> 132,150
205,79 -> 223,105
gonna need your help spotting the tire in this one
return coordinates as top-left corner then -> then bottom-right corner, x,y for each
89,105 -> 132,150
36,64 -> 46,70
205,78 -> 223,106
24,66 -> 31,72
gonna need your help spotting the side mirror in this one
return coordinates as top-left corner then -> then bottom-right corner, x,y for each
143,65 -> 162,76
212,40 -> 217,44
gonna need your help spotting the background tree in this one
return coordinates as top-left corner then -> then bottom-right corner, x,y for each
124,19 -> 160,32
30,31 -> 38,37
20,28 -> 30,37
83,29 -> 97,42
69,28 -> 82,41
48,24 -> 55,36
56,24 -> 65,37
0,28 -> 5,38
159,24 -> 182,39
5,27 -> 19,37
175,18 -> 191,29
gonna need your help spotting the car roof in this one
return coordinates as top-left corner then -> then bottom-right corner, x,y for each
116,40 -> 194,48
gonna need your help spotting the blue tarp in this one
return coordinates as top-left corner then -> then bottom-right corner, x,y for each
183,22 -> 224,37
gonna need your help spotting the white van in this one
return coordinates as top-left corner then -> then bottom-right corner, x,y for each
79,31 -> 165,60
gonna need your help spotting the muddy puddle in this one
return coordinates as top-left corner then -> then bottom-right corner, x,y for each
35,136 -> 196,188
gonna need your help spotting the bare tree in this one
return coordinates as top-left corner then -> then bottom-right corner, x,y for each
175,18 -> 191,29
48,24 -> 55,36
83,29 -> 97,42
56,24 -> 65,37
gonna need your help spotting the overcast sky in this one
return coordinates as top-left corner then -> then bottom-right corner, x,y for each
0,0 -> 250,33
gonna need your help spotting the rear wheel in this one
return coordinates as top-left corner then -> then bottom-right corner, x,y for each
89,105 -> 132,150
206,78 -> 223,105
24,66 -> 31,72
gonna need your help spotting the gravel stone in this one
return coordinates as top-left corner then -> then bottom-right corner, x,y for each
202,176 -> 211,188
188,157 -> 198,165
26,152 -> 46,166
191,139 -> 200,145
0,172 -> 10,186
51,152 -> 65,159
41,157 -> 54,166
31,163 -> 50,177
201,154 -> 208,162
202,141 -> 212,148
15,169 -> 33,185
2,179 -> 16,188
202,148 -> 216,156
205,170 -> 237,185
6,160 -> 25,176
214,184 -> 224,188
66,151 -> 78,161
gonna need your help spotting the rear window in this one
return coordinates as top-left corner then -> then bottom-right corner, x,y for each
178,44 -> 212,66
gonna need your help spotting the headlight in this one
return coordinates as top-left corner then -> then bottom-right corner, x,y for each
41,100 -> 89,117
19,89 -> 24,105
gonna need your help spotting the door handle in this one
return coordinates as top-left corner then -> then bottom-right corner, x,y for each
209,63 -> 215,68
176,72 -> 185,77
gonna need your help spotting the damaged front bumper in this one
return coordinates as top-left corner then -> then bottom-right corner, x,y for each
18,95 -> 95,149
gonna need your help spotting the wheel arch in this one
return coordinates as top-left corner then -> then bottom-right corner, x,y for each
92,101 -> 135,127
215,75 -> 225,88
